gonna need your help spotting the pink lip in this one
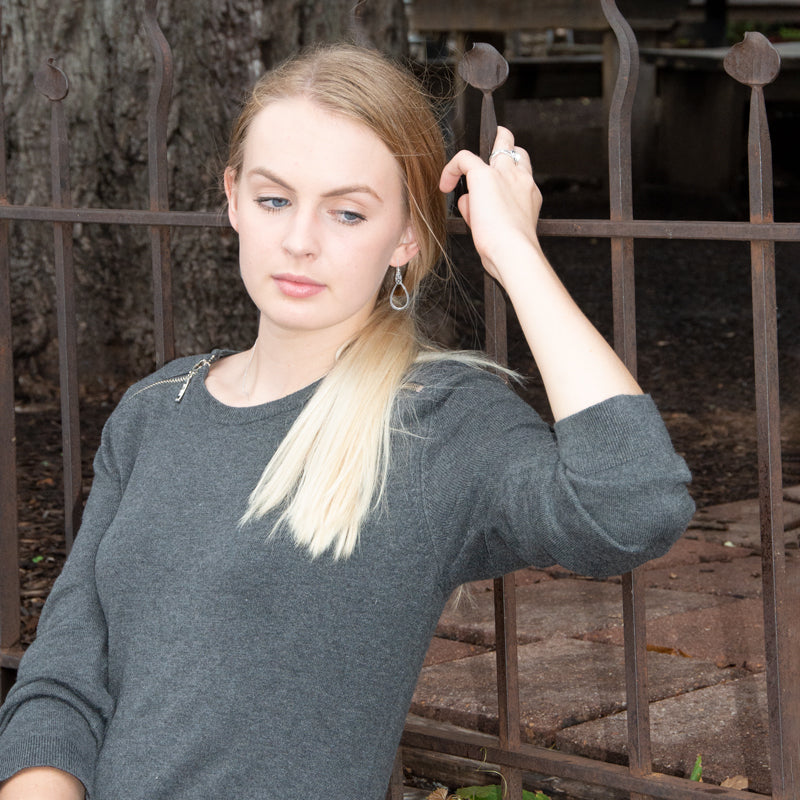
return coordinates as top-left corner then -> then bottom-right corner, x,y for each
273,273 -> 326,299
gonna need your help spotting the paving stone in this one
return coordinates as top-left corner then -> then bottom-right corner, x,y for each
412,494 -> 800,792
641,554 -> 765,598
541,563 -> 577,580
584,597 -> 766,669
463,566 -> 554,596
555,673 -> 770,794
423,637 -> 490,667
645,550 -> 800,601
541,537 -> 752,583
783,484 -> 800,504
643,534 -> 753,569
411,493 -> 797,796
687,494 -> 800,549
411,637 -> 741,747
436,579 -> 733,647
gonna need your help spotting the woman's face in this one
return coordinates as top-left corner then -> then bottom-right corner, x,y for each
225,97 -> 418,345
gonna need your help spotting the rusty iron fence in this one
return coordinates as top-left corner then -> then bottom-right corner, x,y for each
0,1 -> 799,799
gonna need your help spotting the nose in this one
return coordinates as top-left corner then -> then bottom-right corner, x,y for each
282,208 -> 319,258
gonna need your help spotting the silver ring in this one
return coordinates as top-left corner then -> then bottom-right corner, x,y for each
489,148 -> 521,165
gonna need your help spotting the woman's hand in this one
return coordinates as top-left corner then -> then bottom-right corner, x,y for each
439,126 -> 543,287
0,767 -> 85,800
440,127 -> 642,421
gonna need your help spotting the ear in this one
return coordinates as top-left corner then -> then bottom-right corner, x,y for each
224,167 -> 240,232
390,223 -> 419,268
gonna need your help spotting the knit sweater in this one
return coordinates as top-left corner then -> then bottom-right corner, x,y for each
0,353 -> 694,799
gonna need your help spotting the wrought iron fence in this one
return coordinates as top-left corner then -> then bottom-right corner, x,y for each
0,1 -> 798,799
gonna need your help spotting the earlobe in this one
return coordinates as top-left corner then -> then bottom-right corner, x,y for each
224,167 -> 239,232
390,225 -> 419,267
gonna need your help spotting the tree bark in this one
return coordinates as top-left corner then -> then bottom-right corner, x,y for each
1,0 -> 408,397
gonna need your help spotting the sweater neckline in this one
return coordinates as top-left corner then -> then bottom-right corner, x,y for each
187,349 -> 321,425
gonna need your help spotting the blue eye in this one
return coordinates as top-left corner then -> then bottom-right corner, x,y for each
336,210 -> 366,225
257,196 -> 289,211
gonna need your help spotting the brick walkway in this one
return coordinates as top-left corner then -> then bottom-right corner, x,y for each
408,487 -> 800,796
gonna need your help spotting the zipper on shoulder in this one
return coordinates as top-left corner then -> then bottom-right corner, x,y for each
128,353 -> 220,403
174,358 -> 213,402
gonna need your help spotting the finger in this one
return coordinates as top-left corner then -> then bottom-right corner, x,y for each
489,149 -> 522,169
489,146 -> 533,176
515,147 -> 532,171
490,125 -> 516,160
494,125 -> 514,146
439,149 -> 485,193
507,146 -> 532,173
490,126 -> 532,171
456,193 -> 471,228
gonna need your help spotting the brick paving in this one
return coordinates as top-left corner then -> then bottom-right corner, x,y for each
409,487 -> 800,795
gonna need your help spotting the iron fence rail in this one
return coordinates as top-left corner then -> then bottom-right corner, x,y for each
0,1 -> 798,798
5,204 -> 800,241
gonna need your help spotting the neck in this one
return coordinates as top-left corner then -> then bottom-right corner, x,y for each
242,320 -> 352,403
244,342 -> 332,403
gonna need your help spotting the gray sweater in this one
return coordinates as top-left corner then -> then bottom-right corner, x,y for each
0,353 -> 694,799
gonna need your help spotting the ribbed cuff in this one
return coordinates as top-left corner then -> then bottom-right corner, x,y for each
0,698 -> 96,797
554,394 -> 675,472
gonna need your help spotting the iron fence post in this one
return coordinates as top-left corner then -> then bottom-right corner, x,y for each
144,0 -> 175,368
459,42 -> 522,800
34,58 -> 82,554
601,3 -> 653,797
724,31 -> 800,800
0,3 -> 20,699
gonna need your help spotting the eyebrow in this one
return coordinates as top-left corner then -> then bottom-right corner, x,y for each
246,167 -> 383,203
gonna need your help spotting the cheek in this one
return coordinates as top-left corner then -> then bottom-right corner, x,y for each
237,217 -> 277,264
355,238 -> 396,278
236,237 -> 272,294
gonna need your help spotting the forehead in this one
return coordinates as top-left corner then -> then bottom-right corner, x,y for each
241,97 -> 403,192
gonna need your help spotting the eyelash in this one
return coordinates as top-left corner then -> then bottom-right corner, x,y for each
256,197 -> 289,212
255,197 -> 366,226
335,210 -> 366,226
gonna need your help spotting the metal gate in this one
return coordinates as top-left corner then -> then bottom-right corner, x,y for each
0,1 -> 797,798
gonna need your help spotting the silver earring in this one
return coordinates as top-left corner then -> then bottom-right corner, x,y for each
389,266 -> 410,311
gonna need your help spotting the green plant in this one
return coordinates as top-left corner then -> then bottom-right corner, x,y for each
778,26 -> 800,41
454,787 -> 549,800
690,754 -> 702,782
726,20 -> 800,44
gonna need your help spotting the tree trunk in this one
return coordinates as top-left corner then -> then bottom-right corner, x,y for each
1,0 -> 408,397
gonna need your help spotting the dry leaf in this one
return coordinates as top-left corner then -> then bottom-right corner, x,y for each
425,789 -> 451,800
721,775 -> 749,790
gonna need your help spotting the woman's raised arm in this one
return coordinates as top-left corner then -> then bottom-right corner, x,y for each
440,126 -> 642,421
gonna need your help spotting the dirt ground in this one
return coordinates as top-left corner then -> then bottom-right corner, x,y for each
12,182 -> 800,646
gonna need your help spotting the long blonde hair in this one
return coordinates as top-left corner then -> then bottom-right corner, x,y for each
229,44 -> 466,558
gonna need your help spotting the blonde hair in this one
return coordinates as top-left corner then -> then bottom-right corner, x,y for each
230,44 -> 480,558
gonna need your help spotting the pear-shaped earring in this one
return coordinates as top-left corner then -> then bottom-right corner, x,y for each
389,266 -> 410,311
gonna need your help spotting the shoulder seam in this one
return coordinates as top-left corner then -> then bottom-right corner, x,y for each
416,401 -> 449,593
122,352 -> 219,404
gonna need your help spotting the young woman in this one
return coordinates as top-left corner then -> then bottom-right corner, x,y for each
0,44 -> 694,799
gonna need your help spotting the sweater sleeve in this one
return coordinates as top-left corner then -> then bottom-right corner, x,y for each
418,367 -> 695,587
0,411 -> 123,796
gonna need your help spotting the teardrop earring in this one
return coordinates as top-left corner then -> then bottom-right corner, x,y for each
389,266 -> 410,311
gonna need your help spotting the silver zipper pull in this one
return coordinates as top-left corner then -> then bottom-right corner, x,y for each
175,359 -> 210,402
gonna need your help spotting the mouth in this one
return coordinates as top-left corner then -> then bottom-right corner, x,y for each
272,273 -> 326,299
